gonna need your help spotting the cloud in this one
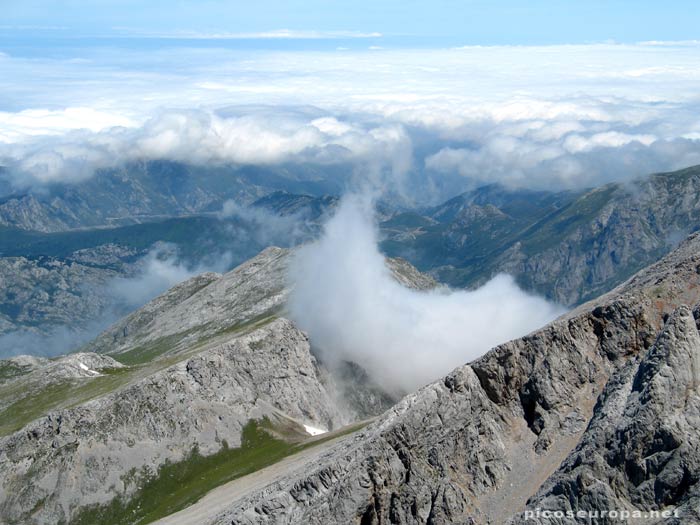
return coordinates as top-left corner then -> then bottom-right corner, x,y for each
0,107 -> 136,143
218,198 -> 325,247
287,195 -> 564,393
107,244 -> 227,308
110,28 -> 383,39
0,322 -> 108,360
0,109 -> 414,187
1,43 -> 700,196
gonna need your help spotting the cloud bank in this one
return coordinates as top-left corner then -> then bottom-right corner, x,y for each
0,109 -> 412,188
1,43 -> 700,199
287,195 -> 564,393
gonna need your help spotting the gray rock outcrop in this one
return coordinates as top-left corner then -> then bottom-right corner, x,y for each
207,233 -> 700,525
0,319 -> 341,525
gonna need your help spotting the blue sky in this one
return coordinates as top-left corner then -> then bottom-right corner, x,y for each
2,0 -> 699,45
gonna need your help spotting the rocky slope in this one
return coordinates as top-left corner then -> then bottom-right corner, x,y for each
0,247 -> 434,525
0,254 -> 130,339
200,232 -> 700,525
82,246 -> 435,362
0,319 -> 342,525
383,165 -> 700,305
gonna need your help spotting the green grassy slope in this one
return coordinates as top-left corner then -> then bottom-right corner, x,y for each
65,418 -> 367,525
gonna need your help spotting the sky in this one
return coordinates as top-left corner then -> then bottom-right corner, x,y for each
2,0 -> 699,45
1,2 -> 699,199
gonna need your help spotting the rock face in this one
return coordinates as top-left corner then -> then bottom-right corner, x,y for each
0,246 -> 436,525
0,319 -> 342,525
0,256 -> 125,337
510,306 -> 700,524
383,165 -> 700,306
208,233 -> 700,525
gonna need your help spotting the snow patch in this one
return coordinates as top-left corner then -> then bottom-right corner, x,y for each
77,361 -> 101,376
303,424 -> 327,436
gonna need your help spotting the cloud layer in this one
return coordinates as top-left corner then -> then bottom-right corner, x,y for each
1,42 -> 700,198
287,195 -> 564,392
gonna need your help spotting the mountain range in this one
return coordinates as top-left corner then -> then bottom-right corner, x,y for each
1,226 -> 699,524
2,164 -> 700,343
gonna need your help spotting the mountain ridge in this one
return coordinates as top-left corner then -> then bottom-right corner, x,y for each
196,232 -> 700,525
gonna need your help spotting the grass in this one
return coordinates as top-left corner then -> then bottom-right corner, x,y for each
0,367 -> 133,436
112,332 -> 197,367
112,313 -> 278,367
0,313 -> 280,437
67,418 -> 368,525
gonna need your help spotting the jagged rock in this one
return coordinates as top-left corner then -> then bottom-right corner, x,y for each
509,306 -> 700,524
205,233 -> 700,525
384,257 -> 438,291
0,256 -> 124,337
0,318 -> 342,525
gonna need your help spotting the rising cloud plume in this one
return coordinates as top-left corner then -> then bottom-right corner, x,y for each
287,194 -> 565,393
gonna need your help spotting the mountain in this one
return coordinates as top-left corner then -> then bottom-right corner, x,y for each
182,232 -> 700,525
0,243 -> 141,335
0,161 -> 348,233
5,164 -> 700,343
0,192 -> 336,341
2,229 -> 700,524
0,247 -> 433,525
382,165 -> 700,305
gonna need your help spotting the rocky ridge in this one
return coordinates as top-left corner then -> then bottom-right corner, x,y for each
0,246 -> 434,525
0,319 -> 342,525
204,232 -> 700,525
82,247 -> 436,361
383,165 -> 700,306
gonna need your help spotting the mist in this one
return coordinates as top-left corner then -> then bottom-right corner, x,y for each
107,244 -> 232,308
288,194 -> 565,393
0,244 -> 231,359
0,321 -> 112,360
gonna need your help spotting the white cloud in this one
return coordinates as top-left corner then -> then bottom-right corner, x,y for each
0,108 -> 137,144
1,42 -> 700,193
563,131 -> 657,153
288,195 -> 564,393
0,109 -> 414,185
110,28 -> 383,39
107,246 -> 205,308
